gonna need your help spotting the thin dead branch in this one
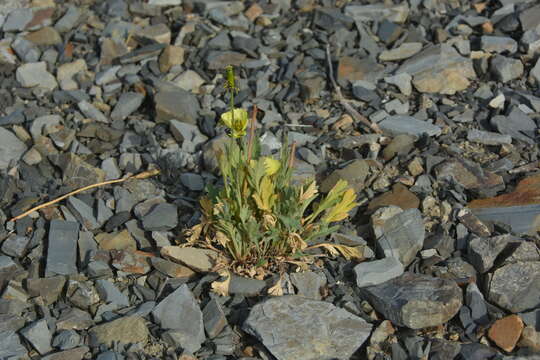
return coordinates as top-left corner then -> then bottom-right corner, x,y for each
7,169 -> 160,223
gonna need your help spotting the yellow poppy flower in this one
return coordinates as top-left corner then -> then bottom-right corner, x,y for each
262,157 -> 280,176
220,108 -> 248,138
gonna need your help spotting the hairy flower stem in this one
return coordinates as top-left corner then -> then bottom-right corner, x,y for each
247,105 -> 257,163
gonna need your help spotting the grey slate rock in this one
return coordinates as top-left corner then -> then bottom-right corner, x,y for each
20,319 -> 53,355
16,62 -> 58,91
46,220 -> 79,276
151,284 -> 205,353
491,55 -> 524,82
95,66 -> 121,85
203,298 -> 228,338
378,115 -> 442,137
169,120 -> 208,153
491,108 -> 536,144
0,127 -> 27,170
96,351 -> 125,360
142,203 -> 178,231
360,272 -> 462,329
52,330 -> 80,350
290,271 -> 327,300
487,261 -> 540,313
110,92 -> 144,121
467,235 -> 516,273
1,234 -> 29,258
180,173 -> 205,191
2,8 -> 33,31
0,314 -> 25,333
376,208 -> 425,267
355,256 -> 404,287
67,196 -> 100,230
78,100 -> 108,123
467,129 -> 512,145
243,295 -> 373,360
12,37 -> 41,62
154,88 -> 200,124
0,330 -> 27,359
228,275 -> 266,297
95,279 -> 130,307
55,6 -> 82,32
480,36 -> 518,54
520,309 -> 540,331
465,282 -> 489,326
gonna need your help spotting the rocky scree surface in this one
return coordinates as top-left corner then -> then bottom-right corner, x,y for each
0,0 -> 539,359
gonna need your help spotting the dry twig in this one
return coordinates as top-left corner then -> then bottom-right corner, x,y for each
7,169 -> 160,223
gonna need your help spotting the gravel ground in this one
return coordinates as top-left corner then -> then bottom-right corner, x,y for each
0,0 -> 540,359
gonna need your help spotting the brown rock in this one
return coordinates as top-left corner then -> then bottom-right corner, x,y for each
367,183 -> 420,213
469,174 -> 540,208
150,257 -> 196,279
488,315 -> 524,352
518,325 -> 540,352
159,45 -> 185,73
95,230 -> 136,251
25,26 -> 61,45
41,346 -> 89,360
110,250 -> 152,274
245,3 -> 263,21
337,56 -> 384,86
320,159 -> 379,193
161,246 -> 220,272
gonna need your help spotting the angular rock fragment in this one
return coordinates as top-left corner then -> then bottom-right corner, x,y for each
378,115 -> 441,137
46,220 -> 79,276
160,246 -> 219,272
375,208 -> 425,267
344,3 -> 409,23
16,62 -> 57,91
397,44 -> 476,94
142,203 -> 178,231
355,257 -> 404,287
20,319 -> 53,355
88,316 -> 148,347
360,272 -> 462,329
468,174 -> 540,234
0,127 -> 27,170
435,159 -> 504,192
151,284 -> 205,353
487,261 -> 540,313
154,89 -> 200,124
243,296 -> 373,360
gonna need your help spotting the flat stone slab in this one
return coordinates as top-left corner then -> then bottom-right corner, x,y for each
487,261 -> 540,313
360,272 -> 462,329
378,115 -> 442,137
46,220 -> 79,276
88,316 -> 148,347
243,295 -> 373,360
355,256 -> 404,287
151,284 -> 205,353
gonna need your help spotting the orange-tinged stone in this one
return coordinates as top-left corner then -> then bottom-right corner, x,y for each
367,183 -> 420,213
469,174 -> 540,208
482,21 -> 494,34
245,3 -> 263,21
488,315 -> 524,352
